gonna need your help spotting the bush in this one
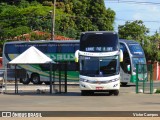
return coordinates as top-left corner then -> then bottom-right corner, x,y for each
155,89 -> 160,93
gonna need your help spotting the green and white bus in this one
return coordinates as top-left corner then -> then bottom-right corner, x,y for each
119,39 -> 147,86
3,40 -> 79,84
77,31 -> 123,96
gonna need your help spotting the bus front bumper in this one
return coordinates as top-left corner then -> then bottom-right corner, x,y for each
79,81 -> 120,91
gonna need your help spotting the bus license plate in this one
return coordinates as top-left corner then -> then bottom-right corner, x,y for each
96,87 -> 103,90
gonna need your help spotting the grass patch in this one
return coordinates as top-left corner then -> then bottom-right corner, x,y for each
155,89 -> 160,93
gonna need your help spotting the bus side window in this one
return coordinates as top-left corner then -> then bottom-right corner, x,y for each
47,43 -> 57,53
5,44 -> 19,54
36,43 -> 47,53
120,43 -> 131,73
60,43 -> 75,53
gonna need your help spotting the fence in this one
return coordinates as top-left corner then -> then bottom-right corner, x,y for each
0,63 -> 68,94
136,64 -> 153,94
0,69 -> 5,93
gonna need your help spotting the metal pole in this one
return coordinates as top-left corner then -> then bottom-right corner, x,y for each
143,64 -> 145,93
150,64 -> 153,94
65,62 -> 67,93
59,64 -> 61,93
5,65 -> 7,93
15,64 -> 18,94
50,11 -> 53,40
50,63 -> 52,94
136,64 -> 139,93
50,0 -> 56,40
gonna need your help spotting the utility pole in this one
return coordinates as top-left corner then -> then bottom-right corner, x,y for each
50,0 -> 56,40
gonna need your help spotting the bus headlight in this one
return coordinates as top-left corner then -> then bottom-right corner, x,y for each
80,78 -> 119,84
80,78 -> 88,82
111,78 -> 119,82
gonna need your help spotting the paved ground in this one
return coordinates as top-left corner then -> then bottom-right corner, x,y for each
0,84 -> 160,111
0,84 -> 160,119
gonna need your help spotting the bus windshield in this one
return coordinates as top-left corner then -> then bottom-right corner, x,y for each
80,33 -> 118,52
132,57 -> 146,72
80,55 -> 119,77
128,43 -> 144,55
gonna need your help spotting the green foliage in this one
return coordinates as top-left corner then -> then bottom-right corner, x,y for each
17,0 -> 30,8
0,1 -> 53,40
143,32 -> 160,62
0,0 -> 115,40
155,89 -> 160,93
118,20 -> 149,42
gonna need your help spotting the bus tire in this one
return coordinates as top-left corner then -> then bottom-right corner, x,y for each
20,78 -> 30,85
121,82 -> 127,86
31,73 -> 42,85
81,90 -> 87,96
44,82 -> 54,85
109,91 -> 113,96
113,90 -> 119,96
81,90 -> 93,96
20,74 -> 30,85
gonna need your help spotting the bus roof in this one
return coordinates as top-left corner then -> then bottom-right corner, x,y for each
119,39 -> 139,44
4,40 -> 80,45
81,31 -> 117,34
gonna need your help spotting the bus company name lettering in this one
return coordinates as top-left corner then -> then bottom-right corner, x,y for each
50,54 -> 74,61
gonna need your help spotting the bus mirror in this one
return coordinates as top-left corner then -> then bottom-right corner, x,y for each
120,49 -> 123,62
75,50 -> 79,62
127,65 -> 131,72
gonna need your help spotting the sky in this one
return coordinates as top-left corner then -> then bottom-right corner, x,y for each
104,0 -> 160,35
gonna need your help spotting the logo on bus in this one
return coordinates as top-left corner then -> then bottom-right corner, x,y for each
50,54 -> 75,61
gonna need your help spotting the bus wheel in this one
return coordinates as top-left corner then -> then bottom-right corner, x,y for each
81,90 -> 87,96
20,74 -> 30,85
20,78 -> 30,85
121,82 -> 127,86
109,91 -> 113,96
113,90 -> 119,96
44,82 -> 54,85
31,73 -> 42,85
81,90 -> 93,96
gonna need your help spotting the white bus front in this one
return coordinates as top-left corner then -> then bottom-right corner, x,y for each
79,52 -> 120,96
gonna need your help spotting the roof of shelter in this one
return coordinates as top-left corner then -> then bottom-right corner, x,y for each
9,46 -> 53,64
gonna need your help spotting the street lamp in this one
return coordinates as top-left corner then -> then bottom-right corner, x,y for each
50,0 -> 56,40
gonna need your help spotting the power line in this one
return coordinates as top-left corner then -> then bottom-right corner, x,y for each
115,18 -> 160,23
105,0 -> 160,6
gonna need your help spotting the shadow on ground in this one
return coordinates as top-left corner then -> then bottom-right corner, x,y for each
4,91 -> 118,97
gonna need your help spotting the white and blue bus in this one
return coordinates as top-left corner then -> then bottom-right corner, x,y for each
77,31 -> 123,96
3,40 -> 79,85
119,39 -> 147,86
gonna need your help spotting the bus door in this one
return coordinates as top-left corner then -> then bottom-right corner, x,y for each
120,43 -> 131,84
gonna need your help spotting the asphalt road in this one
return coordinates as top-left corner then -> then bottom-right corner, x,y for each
0,84 -> 160,112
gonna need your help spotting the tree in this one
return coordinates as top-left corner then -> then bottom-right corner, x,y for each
0,1 -> 53,40
0,0 -> 115,40
89,0 -> 115,31
60,0 -> 115,38
143,32 -> 160,62
118,20 -> 149,44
